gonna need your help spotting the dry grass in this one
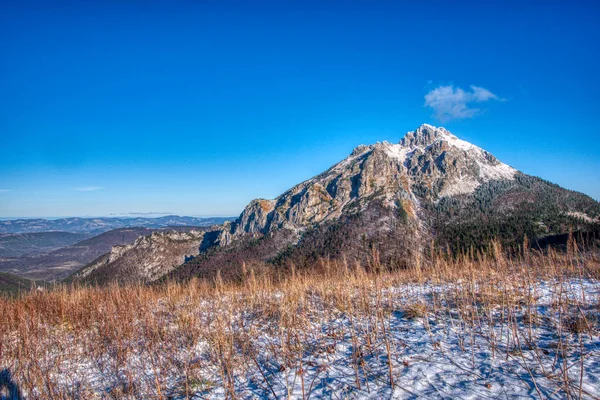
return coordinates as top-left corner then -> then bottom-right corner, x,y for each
402,303 -> 427,320
1,243 -> 599,399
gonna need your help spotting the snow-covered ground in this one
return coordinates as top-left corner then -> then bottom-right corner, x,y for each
2,277 -> 599,399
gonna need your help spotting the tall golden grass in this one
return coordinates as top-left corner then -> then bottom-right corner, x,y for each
1,242 -> 599,399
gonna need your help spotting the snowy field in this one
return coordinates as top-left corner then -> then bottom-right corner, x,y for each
2,268 -> 599,399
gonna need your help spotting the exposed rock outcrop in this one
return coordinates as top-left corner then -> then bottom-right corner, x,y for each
71,230 -> 206,284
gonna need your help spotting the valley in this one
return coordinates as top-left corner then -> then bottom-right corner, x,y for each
0,222 -> 230,281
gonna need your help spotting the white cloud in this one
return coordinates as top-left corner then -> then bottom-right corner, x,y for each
74,186 -> 104,192
424,85 -> 501,122
0,189 -> 11,194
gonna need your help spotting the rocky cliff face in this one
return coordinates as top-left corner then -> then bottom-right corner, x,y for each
71,230 -> 206,284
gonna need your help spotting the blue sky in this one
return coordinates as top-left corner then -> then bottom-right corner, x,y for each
1,0 -> 599,217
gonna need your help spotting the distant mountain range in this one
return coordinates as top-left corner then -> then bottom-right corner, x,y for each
71,124 -> 600,285
0,215 -> 233,234
0,232 -> 90,258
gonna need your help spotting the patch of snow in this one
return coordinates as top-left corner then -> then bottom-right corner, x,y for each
439,177 -> 480,197
383,142 -> 409,162
477,158 -> 517,181
9,277 -> 599,399
567,211 -> 599,223
441,132 -> 476,151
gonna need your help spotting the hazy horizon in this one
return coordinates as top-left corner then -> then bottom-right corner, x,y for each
0,214 -> 236,221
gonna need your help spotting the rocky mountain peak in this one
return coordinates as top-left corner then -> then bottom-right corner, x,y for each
222,124 -> 520,241
400,123 -> 451,148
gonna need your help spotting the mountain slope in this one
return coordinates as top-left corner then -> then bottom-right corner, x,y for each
0,272 -> 38,297
70,229 -> 208,284
427,174 -> 600,252
72,124 -> 600,284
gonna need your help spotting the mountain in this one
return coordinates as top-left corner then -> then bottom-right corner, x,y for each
72,124 -> 600,285
0,216 -> 233,234
0,227 -> 202,281
0,232 -> 90,258
219,124 -> 517,241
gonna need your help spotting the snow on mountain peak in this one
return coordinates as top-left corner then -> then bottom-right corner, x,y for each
344,124 -> 517,184
400,124 -> 516,180
339,124 -> 518,199
401,124 -> 469,149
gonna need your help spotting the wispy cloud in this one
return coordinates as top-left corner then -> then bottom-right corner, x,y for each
0,189 -> 11,194
424,85 -> 502,122
74,186 -> 104,192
